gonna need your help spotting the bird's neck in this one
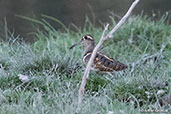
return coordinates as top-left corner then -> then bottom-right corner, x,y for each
84,42 -> 95,55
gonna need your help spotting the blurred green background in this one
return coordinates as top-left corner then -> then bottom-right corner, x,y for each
0,0 -> 171,41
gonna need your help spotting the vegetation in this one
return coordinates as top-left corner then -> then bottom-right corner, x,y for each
0,15 -> 171,114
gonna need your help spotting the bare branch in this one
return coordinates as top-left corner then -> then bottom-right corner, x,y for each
130,44 -> 166,74
78,24 -> 109,105
78,0 -> 140,106
105,0 -> 140,40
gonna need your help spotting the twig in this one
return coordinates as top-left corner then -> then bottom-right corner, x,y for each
105,0 -> 140,40
78,24 -> 109,105
130,44 -> 166,74
78,0 -> 140,106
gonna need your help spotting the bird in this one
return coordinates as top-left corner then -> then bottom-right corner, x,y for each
69,34 -> 128,72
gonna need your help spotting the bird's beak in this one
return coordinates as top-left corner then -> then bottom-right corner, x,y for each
69,40 -> 82,49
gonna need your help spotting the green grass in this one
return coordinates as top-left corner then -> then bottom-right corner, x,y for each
0,14 -> 171,114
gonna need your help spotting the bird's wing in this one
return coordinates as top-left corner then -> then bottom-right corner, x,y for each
83,52 -> 127,72
95,52 -> 128,71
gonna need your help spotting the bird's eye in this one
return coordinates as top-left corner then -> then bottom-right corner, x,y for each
82,35 -> 93,41
84,36 -> 88,39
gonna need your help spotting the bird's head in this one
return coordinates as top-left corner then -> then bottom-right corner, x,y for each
70,34 -> 95,49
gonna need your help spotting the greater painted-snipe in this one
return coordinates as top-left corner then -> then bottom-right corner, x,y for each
70,34 -> 128,72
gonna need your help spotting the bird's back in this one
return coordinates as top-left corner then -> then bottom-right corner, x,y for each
83,51 -> 128,72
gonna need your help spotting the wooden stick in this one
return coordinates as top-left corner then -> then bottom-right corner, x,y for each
105,0 -> 140,40
78,0 -> 140,106
78,24 -> 109,105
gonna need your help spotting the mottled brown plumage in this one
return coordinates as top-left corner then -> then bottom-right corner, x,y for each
70,34 -> 128,72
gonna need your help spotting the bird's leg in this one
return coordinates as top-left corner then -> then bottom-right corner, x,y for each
101,72 -> 115,84
107,72 -> 114,77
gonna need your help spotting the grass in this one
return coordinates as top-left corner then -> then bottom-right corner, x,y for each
0,14 -> 171,114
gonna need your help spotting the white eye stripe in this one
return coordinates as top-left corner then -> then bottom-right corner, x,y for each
86,35 -> 93,40
83,35 -> 93,40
